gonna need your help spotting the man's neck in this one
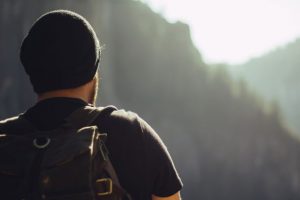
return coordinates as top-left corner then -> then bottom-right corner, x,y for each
37,89 -> 90,104
37,78 -> 96,105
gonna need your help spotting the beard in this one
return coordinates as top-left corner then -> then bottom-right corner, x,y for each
88,74 -> 99,106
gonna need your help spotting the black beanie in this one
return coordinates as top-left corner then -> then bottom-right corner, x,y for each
20,10 -> 100,93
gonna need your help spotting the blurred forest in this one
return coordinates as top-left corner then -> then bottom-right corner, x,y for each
232,39 -> 300,137
1,0 -> 300,199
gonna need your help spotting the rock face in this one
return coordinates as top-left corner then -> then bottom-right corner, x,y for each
1,0 -> 300,199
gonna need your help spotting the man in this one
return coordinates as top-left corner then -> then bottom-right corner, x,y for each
0,10 -> 182,200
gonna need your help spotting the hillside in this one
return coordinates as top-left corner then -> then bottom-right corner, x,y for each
1,0 -> 300,199
234,38 -> 300,136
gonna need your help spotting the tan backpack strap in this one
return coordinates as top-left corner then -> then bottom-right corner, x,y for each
103,158 -> 133,200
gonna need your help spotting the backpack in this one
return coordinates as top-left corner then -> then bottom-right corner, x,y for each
0,105 -> 131,200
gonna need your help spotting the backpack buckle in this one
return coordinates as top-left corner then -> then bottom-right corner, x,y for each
96,178 -> 113,196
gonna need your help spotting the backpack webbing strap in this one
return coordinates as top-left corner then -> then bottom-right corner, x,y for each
103,158 -> 133,200
63,105 -> 132,199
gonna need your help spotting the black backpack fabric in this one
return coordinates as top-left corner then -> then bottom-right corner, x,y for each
0,105 -> 131,200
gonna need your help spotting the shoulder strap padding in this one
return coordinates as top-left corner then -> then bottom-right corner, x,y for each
62,105 -> 117,129
0,115 -> 36,135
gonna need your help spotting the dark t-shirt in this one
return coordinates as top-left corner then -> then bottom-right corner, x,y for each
0,97 -> 182,200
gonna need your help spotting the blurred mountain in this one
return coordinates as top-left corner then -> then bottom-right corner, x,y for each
233,38 -> 300,136
1,0 -> 300,199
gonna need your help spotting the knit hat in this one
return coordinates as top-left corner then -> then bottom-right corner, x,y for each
20,10 -> 100,93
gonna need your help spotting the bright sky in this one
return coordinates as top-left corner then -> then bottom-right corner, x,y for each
140,0 -> 300,64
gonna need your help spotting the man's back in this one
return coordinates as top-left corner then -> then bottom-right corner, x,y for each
0,97 -> 182,199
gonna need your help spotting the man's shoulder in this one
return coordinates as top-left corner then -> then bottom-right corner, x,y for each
110,108 -> 140,125
99,106 -> 162,148
97,106 -> 143,134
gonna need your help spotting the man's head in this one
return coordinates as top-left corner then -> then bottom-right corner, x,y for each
20,10 -> 100,104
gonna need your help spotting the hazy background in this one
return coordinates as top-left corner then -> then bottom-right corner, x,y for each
143,0 -> 300,64
1,0 -> 300,199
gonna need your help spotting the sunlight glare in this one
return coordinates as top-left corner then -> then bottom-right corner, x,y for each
141,0 -> 300,64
